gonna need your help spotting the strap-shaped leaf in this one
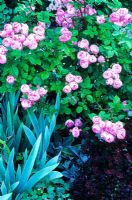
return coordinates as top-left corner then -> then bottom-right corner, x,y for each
49,114 -> 56,136
24,164 -> 59,191
43,126 -> 50,152
11,182 -> 19,191
15,123 -> 23,152
16,135 -> 41,193
0,182 -> 7,195
27,110 -> 40,137
23,125 -> 36,146
7,103 -> 13,137
48,171 -> 63,181
55,93 -> 60,114
45,153 -> 60,167
0,193 -> 12,200
7,149 -> 15,185
0,157 -> 5,179
16,165 -> 21,182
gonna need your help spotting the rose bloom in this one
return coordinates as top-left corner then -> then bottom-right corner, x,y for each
78,39 -> 89,50
69,82 -> 79,91
99,121 -> 106,129
100,131 -> 108,140
2,37 -> 12,47
98,55 -> 105,63
80,60 -> 89,68
104,134 -> 115,143
103,69 -> 113,79
74,76 -> 83,83
112,64 -> 122,74
106,78 -> 114,85
115,121 -> 124,130
74,119 -> 82,127
89,55 -> 97,63
70,127 -> 81,138
96,15 -> 105,24
6,75 -> 15,84
28,91 -> 40,102
77,51 -> 89,61
65,73 -> 75,83
0,45 -> 8,55
21,99 -> 32,109
0,54 -> 7,64
90,45 -> 99,54
117,128 -> 126,139
63,85 -> 72,93
92,116 -> 102,124
36,87 -> 47,97
65,119 -> 74,128
21,84 -> 31,94
112,79 -> 123,89
92,124 -> 101,134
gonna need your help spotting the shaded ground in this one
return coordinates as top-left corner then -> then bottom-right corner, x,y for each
70,119 -> 132,200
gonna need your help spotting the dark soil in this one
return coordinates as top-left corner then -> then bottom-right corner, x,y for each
70,119 -> 132,200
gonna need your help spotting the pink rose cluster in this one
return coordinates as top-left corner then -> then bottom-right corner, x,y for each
65,118 -> 82,138
6,75 -> 16,84
109,8 -> 132,26
63,73 -> 83,93
92,116 -> 126,143
103,63 -> 123,89
20,84 -> 47,109
0,21 -> 46,51
0,45 -> 8,64
56,3 -> 96,28
77,39 -> 105,69
59,27 -> 72,42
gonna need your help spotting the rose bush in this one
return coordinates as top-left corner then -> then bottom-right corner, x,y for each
0,0 -> 131,198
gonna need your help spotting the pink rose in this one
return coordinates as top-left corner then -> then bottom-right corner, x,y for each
90,45 -> 99,54
77,51 -> 89,61
21,99 -> 32,109
65,119 -> 74,128
21,84 -> 31,94
104,134 -> 115,143
78,39 -> 89,50
112,64 -> 122,74
112,79 -> 123,89
96,15 -> 105,24
89,55 -> 97,63
2,37 -> 12,47
74,76 -> 83,83
100,131 -> 108,140
63,85 -> 72,93
115,121 -> 124,130
0,45 -> 8,55
103,69 -> 113,79
28,91 -> 40,102
92,116 -> 102,124
65,73 -> 75,83
92,124 -> 101,134
117,8 -> 128,16
74,119 -> 82,127
6,75 -> 15,84
106,78 -> 114,85
36,87 -> 47,97
98,56 -> 105,63
0,54 -> 7,64
70,127 -> 81,138
117,128 -> 126,139
69,82 -> 79,91
80,60 -> 89,68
